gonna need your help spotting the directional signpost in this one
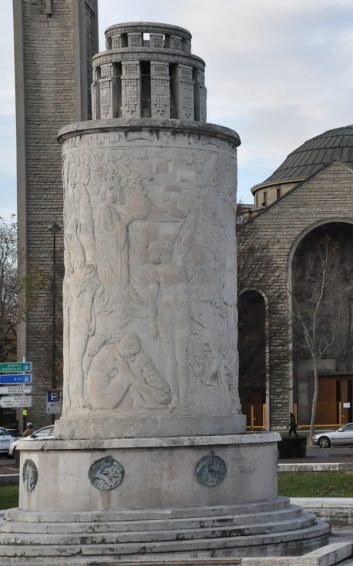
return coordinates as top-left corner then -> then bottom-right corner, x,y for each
0,362 -> 33,409
0,374 -> 32,384
0,396 -> 32,408
0,362 -> 32,373
0,385 -> 32,395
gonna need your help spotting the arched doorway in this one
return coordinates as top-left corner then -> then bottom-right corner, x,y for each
238,290 -> 267,429
291,222 -> 353,426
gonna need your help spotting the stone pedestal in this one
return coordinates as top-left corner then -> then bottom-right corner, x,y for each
19,434 -> 278,513
0,433 -> 329,562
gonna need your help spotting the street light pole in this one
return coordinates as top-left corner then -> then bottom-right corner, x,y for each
48,222 -> 61,392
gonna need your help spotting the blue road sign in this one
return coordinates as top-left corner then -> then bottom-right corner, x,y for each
48,391 -> 61,402
0,374 -> 32,385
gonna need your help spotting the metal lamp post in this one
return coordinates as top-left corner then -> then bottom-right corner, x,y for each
48,222 -> 61,393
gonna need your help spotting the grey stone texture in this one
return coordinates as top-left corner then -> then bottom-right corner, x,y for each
16,434 -> 280,512
0,430 -> 330,560
238,160 -> 353,429
13,0 -> 98,427
56,120 -> 244,439
92,22 -> 206,122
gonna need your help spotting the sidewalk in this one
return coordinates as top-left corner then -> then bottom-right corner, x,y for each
278,445 -> 353,470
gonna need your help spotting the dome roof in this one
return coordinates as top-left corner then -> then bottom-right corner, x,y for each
265,125 -> 353,183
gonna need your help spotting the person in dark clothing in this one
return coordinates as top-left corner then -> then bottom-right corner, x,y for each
288,412 -> 298,436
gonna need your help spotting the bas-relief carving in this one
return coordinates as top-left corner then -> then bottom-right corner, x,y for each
22,459 -> 38,492
87,333 -> 171,409
89,456 -> 124,490
148,208 -> 194,407
62,134 -> 240,416
63,155 -> 99,412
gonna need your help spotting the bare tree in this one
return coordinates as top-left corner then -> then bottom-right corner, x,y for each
0,217 -> 47,363
237,221 -> 274,294
0,217 -> 17,361
291,233 -> 348,445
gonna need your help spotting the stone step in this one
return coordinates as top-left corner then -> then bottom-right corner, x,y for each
3,497 -> 290,524
0,514 -> 319,546
0,505 -> 304,534
0,521 -> 330,558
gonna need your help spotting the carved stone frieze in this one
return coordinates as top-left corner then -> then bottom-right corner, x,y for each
60,125 -> 240,424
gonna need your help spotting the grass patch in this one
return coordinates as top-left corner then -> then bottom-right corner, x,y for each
0,485 -> 19,509
279,471 -> 353,497
1,474 -> 353,509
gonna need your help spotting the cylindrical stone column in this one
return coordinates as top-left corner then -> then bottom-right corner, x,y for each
57,22 -> 245,440
57,119 -> 243,439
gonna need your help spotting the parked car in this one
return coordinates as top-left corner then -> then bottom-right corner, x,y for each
8,425 -> 55,457
5,429 -> 22,439
313,423 -> 353,448
0,427 -> 15,455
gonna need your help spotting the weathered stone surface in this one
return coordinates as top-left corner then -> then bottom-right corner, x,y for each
56,122 -> 244,439
17,435 -> 279,512
92,23 -> 205,122
0,489 -> 330,560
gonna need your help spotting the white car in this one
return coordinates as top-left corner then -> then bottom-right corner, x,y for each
0,427 -> 14,454
313,423 -> 353,448
8,425 -> 55,457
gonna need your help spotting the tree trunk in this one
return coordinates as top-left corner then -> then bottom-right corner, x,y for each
309,357 -> 319,447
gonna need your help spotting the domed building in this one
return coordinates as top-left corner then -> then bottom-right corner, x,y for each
252,125 -> 353,209
238,125 -> 353,431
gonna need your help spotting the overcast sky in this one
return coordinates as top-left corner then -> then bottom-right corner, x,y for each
1,0 -> 353,220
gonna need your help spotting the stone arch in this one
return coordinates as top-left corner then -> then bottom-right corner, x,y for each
238,289 -> 269,429
287,219 -> 353,425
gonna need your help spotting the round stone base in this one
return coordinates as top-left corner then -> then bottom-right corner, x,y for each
0,433 -> 330,561
18,433 -> 278,512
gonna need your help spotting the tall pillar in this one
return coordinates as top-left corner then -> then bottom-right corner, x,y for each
13,0 -> 98,428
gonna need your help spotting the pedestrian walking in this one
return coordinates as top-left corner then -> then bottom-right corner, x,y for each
288,412 -> 298,437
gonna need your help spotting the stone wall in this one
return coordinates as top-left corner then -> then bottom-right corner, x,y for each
238,161 -> 353,428
13,0 -> 98,427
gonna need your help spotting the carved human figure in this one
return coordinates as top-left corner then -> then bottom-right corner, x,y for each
63,216 -> 98,412
87,333 -> 171,409
149,214 -> 194,407
95,188 -> 151,310
119,333 -> 171,407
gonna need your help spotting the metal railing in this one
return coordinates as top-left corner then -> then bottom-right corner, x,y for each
245,402 -> 350,431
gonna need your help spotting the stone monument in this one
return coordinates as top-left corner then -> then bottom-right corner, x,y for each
0,22 -> 329,563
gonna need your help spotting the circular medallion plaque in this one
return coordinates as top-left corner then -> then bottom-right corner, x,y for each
88,456 -> 124,490
22,459 -> 38,492
195,451 -> 226,487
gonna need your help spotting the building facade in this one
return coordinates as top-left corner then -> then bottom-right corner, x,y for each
13,0 -> 98,427
238,126 -> 353,430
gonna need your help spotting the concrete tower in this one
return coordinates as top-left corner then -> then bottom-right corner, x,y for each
13,0 -> 98,426
0,21 -> 329,563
